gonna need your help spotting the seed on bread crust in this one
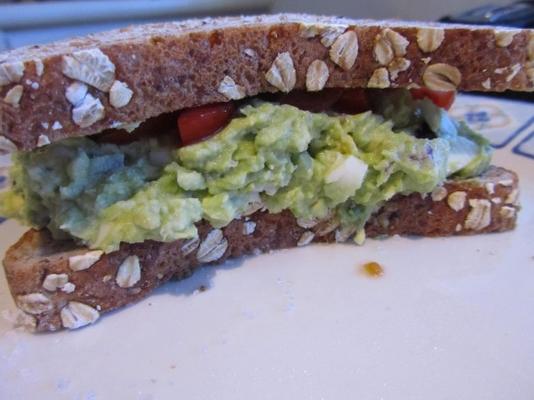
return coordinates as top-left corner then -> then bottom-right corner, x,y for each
109,80 -> 133,108
298,22 -> 322,39
500,206 -> 516,219
505,188 -> 519,205
495,30 -> 517,47
315,219 -> 340,236
37,134 -> 51,147
431,186 -> 447,201
243,48 -> 256,58
0,135 -> 17,154
60,301 -> 100,329
416,28 -> 445,52
423,63 -> 461,91
72,93 -> 105,128
0,61 -> 24,86
111,120 -> 141,132
65,81 -> 88,106
29,81 -> 39,91
372,29 -> 410,83
374,29 -> 409,66
388,58 -> 411,81
299,23 -> 348,47
374,35 -> 394,66
367,67 -> 390,88
242,221 -> 256,235
447,191 -> 467,211
197,229 -> 228,263
265,52 -> 296,93
297,231 -> 315,246
33,59 -> 44,76
116,255 -> 141,288
505,64 -> 521,82
217,75 -> 246,100
329,30 -> 359,70
481,78 -> 491,89
498,179 -> 514,187
298,23 -> 347,47
42,273 -> 69,292
16,293 -> 52,315
385,29 -> 409,56
62,282 -> 76,294
306,59 -> 329,91
297,217 -> 319,229
52,121 -> 62,130
181,237 -> 200,255
465,199 -> 491,230
62,48 -> 116,92
69,250 -> 104,271
421,57 -> 431,64
3,84 -> 23,107
320,25 -> 347,47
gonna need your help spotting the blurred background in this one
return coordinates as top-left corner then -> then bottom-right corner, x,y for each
0,0 -> 532,51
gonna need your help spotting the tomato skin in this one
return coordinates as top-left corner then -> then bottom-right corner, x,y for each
178,102 -> 236,146
410,88 -> 455,110
333,89 -> 370,114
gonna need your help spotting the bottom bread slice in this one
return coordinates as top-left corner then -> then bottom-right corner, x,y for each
3,166 -> 520,332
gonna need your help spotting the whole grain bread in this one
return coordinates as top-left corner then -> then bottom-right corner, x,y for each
3,166 -> 519,332
0,14 -> 533,151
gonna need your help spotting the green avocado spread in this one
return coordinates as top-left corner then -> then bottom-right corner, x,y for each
0,91 -> 492,252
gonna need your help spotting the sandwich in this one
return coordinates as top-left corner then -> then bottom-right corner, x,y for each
0,14 -> 530,332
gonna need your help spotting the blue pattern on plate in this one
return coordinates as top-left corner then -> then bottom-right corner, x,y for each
487,115 -> 534,149
465,111 -> 491,125
456,109 -> 534,155
513,128 -> 534,160
452,102 -> 534,149
498,116 -> 534,151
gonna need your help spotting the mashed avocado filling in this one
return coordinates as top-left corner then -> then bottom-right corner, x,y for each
0,92 -> 492,252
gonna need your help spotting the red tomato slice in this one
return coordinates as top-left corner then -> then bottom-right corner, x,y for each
332,88 -> 370,114
410,88 -> 455,110
178,102 -> 236,146
277,89 -> 344,113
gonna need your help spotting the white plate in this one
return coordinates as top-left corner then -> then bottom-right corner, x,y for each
1,96 -> 534,400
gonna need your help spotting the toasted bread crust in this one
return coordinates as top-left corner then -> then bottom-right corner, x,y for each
2,166 -> 519,332
0,14 -> 533,150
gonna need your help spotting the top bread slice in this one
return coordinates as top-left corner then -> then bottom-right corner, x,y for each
0,14 -> 533,151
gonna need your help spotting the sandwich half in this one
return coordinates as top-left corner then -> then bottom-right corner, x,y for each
0,14 -> 530,331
